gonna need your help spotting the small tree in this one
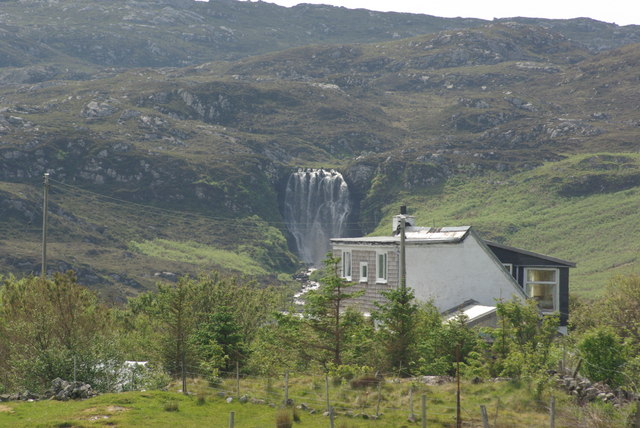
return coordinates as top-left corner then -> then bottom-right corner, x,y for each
282,254 -> 363,368
578,327 -> 627,387
373,286 -> 418,375
491,299 -> 560,378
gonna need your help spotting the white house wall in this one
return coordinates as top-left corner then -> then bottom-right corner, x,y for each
406,234 -> 526,311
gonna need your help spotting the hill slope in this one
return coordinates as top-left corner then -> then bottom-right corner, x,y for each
0,3 -> 638,298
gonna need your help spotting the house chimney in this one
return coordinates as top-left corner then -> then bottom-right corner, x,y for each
392,206 -> 415,234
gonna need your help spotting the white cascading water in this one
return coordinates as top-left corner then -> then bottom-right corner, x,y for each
283,168 -> 352,266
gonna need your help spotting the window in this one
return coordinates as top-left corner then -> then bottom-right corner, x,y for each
525,268 -> 558,311
503,263 -> 513,275
342,251 -> 352,280
376,252 -> 387,283
359,262 -> 368,282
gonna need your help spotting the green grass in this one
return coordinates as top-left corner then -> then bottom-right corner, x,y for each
372,153 -> 640,297
0,376 -> 635,427
129,239 -> 268,276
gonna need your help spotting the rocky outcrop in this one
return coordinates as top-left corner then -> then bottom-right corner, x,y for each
47,378 -> 98,401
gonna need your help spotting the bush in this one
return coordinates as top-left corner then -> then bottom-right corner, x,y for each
275,408 -> 292,428
164,401 -> 179,412
578,327 -> 627,387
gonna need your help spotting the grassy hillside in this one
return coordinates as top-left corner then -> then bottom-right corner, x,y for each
1,18 -> 639,297
369,153 -> 640,296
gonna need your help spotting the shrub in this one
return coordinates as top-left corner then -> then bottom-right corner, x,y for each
578,327 -> 627,387
275,408 -> 292,428
164,401 -> 179,412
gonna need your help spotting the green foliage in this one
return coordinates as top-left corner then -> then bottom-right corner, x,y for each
600,274 -> 640,344
578,327 -> 627,387
0,272 -> 120,392
372,287 -> 419,374
129,239 -> 268,275
487,299 -> 560,378
286,254 -> 365,368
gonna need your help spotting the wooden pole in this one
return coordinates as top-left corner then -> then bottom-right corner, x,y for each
329,405 -> 335,428
549,396 -> 556,428
41,172 -> 49,277
376,380 -> 382,417
409,386 -> 415,419
284,371 -> 289,407
229,411 -> 235,428
634,400 -> 640,428
236,361 -> 240,398
456,345 -> 462,428
400,216 -> 406,290
421,394 -> 427,428
325,373 -> 330,412
480,405 -> 489,428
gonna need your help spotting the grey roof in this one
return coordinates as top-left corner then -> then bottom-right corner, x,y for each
485,241 -> 576,267
331,226 -> 471,245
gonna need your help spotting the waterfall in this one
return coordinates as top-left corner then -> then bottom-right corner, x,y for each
283,168 -> 352,266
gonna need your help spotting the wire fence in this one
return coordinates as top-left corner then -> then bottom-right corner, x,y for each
159,362 -> 640,428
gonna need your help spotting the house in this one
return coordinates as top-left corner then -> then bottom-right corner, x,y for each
330,212 -> 575,334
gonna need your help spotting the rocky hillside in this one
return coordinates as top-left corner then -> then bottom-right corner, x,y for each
0,0 -> 639,298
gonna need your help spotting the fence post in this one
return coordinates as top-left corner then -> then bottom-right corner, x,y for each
549,396 -> 556,428
236,361 -> 240,398
480,405 -> 489,428
73,356 -> 77,383
409,386 -> 415,420
376,380 -> 382,417
325,373 -> 330,412
229,411 -> 235,428
284,371 -> 289,407
634,400 -> 640,428
329,405 -> 335,428
421,394 -> 427,428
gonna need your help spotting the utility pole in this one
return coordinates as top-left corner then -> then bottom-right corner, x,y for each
399,206 -> 407,290
41,172 -> 49,278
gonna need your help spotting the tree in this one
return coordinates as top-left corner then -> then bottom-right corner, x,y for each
578,327 -> 627,387
282,254 -> 363,368
490,299 -> 560,378
601,274 -> 640,345
373,286 -> 419,374
0,272 -> 116,392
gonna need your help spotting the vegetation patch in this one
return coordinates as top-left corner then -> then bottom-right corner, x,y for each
128,239 -> 268,275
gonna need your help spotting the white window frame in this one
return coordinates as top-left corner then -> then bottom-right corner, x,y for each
376,252 -> 388,284
359,262 -> 368,283
342,250 -> 352,280
524,267 -> 559,312
503,263 -> 513,275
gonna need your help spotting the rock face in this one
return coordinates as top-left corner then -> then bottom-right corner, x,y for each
47,378 -> 98,401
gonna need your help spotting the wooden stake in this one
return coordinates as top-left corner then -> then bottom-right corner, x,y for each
284,371 -> 289,407
421,394 -> 427,428
409,385 -> 415,419
236,361 -> 240,398
329,405 -> 335,428
325,373 -> 330,412
480,405 -> 489,428
376,380 -> 382,417
229,411 -> 235,428
549,396 -> 556,428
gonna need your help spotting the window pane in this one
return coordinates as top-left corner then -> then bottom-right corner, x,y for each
527,283 -> 554,310
377,253 -> 387,280
527,269 -> 556,282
